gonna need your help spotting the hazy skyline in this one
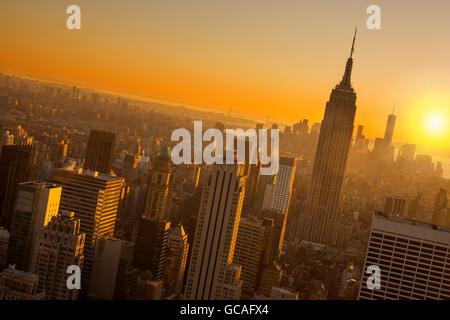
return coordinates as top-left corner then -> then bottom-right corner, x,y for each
1,0 -> 449,155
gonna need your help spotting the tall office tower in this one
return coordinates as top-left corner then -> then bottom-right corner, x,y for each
358,211 -> 450,300
0,144 -> 36,228
7,182 -> 61,271
242,159 -> 261,216
398,143 -> 416,162
354,125 -> 365,150
52,168 -> 124,297
166,225 -> 189,294
300,30 -> 358,246
0,227 -> 9,269
407,192 -> 425,220
90,237 -> 138,299
0,267 -> 45,300
383,113 -> 396,146
84,129 -> 116,174
257,261 -> 282,297
384,194 -> 407,217
262,209 -> 287,262
185,164 -> 246,300
133,218 -> 171,282
33,211 -> 85,300
143,148 -> 174,220
270,156 -> 296,214
233,217 -> 274,298
432,188 -> 448,226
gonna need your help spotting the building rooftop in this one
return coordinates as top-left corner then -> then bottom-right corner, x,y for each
1,268 -> 39,281
54,167 -> 123,182
373,211 -> 450,244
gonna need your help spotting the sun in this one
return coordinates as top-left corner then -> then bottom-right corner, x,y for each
425,114 -> 444,135
422,110 -> 447,138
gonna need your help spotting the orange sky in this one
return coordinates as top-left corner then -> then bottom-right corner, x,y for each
1,0 -> 449,155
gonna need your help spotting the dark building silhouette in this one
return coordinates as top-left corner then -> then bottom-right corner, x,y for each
0,144 -> 36,228
133,218 -> 171,282
84,130 -> 116,174
383,113 -> 396,146
299,29 -> 358,246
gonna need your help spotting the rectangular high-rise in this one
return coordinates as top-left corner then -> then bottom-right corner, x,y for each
90,237 -> 137,300
84,130 -> 116,174
270,156 -> 296,214
358,211 -> 450,300
52,168 -> 124,297
33,210 -> 85,300
7,181 -> 61,271
233,217 -> 274,298
133,218 -> 171,282
185,164 -> 246,300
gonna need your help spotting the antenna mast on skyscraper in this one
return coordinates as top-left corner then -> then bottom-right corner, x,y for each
350,26 -> 357,59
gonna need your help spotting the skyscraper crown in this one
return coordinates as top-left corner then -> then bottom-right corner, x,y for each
337,27 -> 357,91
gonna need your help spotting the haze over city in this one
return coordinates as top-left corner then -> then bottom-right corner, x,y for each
0,0 -> 449,306
1,0 -> 449,158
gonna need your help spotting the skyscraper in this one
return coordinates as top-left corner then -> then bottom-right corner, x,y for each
52,168 -> 124,297
184,164 -> 246,300
299,29 -> 358,246
262,209 -> 287,262
270,156 -> 296,214
0,144 -> 36,228
233,217 -> 274,298
358,211 -> 450,300
90,237 -> 137,299
33,210 -> 85,300
383,113 -> 396,146
84,129 -> 116,174
143,148 -> 174,220
354,125 -> 365,151
166,224 -> 189,295
7,181 -> 61,271
133,218 -> 171,282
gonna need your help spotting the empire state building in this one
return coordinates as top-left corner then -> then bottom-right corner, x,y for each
299,29 -> 358,246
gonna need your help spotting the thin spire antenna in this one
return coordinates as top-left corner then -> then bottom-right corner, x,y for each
350,26 -> 357,59
393,101 -> 396,114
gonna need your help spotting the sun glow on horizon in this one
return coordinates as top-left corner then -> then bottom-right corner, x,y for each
421,108 -> 448,140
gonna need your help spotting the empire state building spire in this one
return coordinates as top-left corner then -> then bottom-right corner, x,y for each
338,26 -> 357,90
297,29 -> 358,247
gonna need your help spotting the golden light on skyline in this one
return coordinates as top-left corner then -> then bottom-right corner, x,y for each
0,1 -> 449,157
